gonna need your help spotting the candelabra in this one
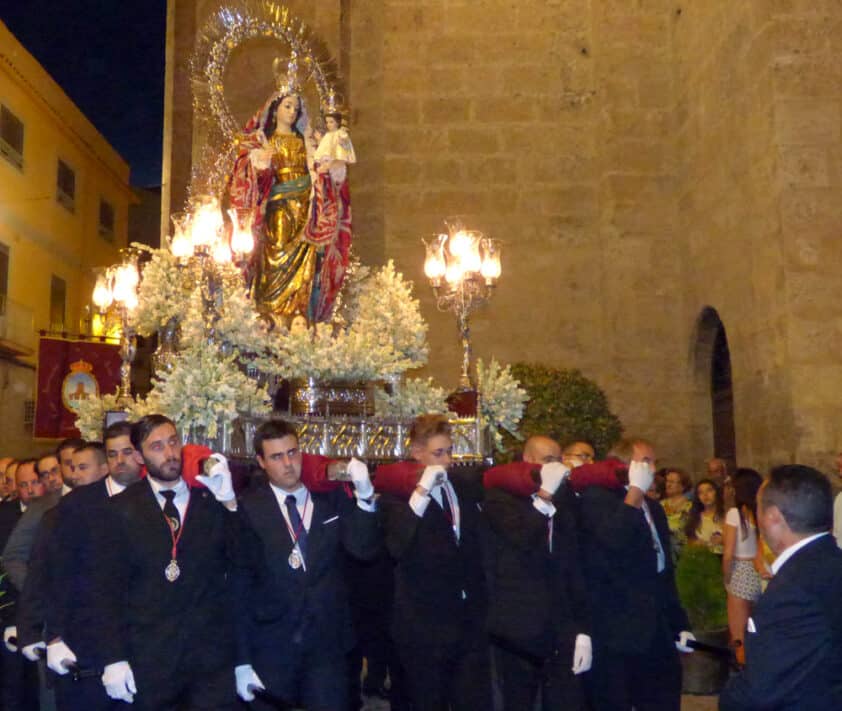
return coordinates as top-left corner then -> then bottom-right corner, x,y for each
92,251 -> 140,405
423,219 -> 502,390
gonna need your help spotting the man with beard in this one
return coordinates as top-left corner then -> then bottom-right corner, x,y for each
41,425 -> 143,709
90,414 -> 238,709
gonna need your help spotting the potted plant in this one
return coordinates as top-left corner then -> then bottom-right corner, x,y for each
675,544 -> 730,694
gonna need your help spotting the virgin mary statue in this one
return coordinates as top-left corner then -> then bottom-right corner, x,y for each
226,58 -> 352,328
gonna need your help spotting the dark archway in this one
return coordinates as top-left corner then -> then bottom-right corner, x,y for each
693,307 -> 737,471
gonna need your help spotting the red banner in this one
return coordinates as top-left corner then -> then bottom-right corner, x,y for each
34,337 -> 122,439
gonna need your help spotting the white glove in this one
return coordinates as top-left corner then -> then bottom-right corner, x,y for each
196,453 -> 235,503
22,641 -> 46,662
571,633 -> 593,674
47,640 -> 77,675
102,661 -> 137,703
418,465 -> 447,493
628,460 -> 654,493
3,626 -> 17,653
347,457 -> 374,500
539,462 -> 570,496
235,664 -> 266,702
676,630 -> 696,653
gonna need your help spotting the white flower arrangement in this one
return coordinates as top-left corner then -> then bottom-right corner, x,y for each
130,244 -> 185,337
346,260 -> 428,368
73,392 -> 152,441
149,342 -> 271,438
374,377 -> 452,418
476,357 -> 528,450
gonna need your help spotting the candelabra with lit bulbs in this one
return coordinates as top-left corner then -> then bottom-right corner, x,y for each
92,252 -> 140,405
92,196 -> 255,402
423,220 -> 502,393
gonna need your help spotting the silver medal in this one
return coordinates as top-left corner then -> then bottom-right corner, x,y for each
288,549 -> 302,570
165,559 -> 181,582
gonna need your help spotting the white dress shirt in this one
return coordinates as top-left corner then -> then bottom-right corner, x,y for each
148,477 -> 189,521
409,480 -> 461,542
770,532 -> 829,575
641,499 -> 666,573
104,476 -> 127,498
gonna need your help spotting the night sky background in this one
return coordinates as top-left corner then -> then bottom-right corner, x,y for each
2,2 -> 167,187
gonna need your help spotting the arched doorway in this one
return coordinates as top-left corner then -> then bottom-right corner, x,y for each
693,307 -> 737,470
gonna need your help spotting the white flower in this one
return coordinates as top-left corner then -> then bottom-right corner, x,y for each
375,377 -> 452,418
476,358 -> 528,450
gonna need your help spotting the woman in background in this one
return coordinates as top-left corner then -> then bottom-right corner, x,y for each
685,478 -> 725,554
722,468 -> 768,666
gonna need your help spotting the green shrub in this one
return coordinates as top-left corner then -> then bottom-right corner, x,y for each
675,545 -> 728,630
500,363 -> 623,460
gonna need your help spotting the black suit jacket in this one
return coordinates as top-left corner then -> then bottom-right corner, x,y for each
719,535 -> 842,710
16,506 -> 59,647
92,480 -> 236,686
0,500 -> 23,625
232,480 -> 380,668
379,471 -> 488,650
35,479 -> 119,665
484,486 -> 590,659
578,486 -> 689,656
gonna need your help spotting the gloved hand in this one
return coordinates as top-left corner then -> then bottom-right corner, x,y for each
102,661 -> 137,703
196,453 -> 235,503
235,664 -> 266,702
22,641 -> 46,662
628,460 -> 653,493
539,461 -> 570,496
347,457 -> 374,500
3,626 -> 17,653
418,465 -> 447,493
46,640 -> 77,675
676,630 -> 696,653
571,633 -> 593,674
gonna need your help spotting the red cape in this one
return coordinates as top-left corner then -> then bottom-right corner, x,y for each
373,460 -> 424,500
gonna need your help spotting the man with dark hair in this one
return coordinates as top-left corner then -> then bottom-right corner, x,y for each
561,440 -> 596,469
56,438 -> 85,493
232,418 -> 380,709
36,454 -> 63,494
90,414 -> 239,709
374,413 -> 491,711
41,429 -> 143,709
578,437 -> 694,711
720,464 -> 842,710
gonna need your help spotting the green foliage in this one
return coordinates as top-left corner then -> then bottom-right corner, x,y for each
675,545 -> 728,630
500,363 -> 623,460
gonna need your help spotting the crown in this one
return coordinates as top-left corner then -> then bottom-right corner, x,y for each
69,359 -> 94,374
322,87 -> 344,116
273,50 -> 301,95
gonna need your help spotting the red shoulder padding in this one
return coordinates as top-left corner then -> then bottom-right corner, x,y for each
301,453 -> 348,494
483,458 -> 627,498
569,458 -> 626,492
182,444 -> 213,488
373,460 -> 423,500
483,461 -> 539,497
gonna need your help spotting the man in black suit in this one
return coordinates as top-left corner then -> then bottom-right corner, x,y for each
484,435 -> 591,711
91,414 -> 239,710
578,438 -> 694,711
42,426 -> 142,709
720,464 -> 842,710
232,419 -> 380,711
1,459 -> 42,711
375,414 -> 491,711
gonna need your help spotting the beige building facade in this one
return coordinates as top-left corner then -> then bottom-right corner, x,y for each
0,21 -> 133,455
164,0 -> 842,475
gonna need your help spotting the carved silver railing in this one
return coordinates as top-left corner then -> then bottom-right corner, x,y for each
217,414 -> 492,464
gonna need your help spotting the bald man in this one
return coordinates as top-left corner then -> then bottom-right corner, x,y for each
483,435 -> 591,710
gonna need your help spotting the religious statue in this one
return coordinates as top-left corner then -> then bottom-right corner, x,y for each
227,54 -> 353,328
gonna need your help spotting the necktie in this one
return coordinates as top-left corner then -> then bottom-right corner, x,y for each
285,494 -> 308,561
161,490 -> 181,533
438,486 -> 458,542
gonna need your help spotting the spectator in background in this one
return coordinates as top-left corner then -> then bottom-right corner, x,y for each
707,457 -> 734,509
2,461 -> 19,502
722,468 -> 767,666
660,468 -> 693,563
646,470 -> 666,502
684,479 -> 725,554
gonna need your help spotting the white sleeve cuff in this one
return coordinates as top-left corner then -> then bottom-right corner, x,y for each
355,497 -> 377,513
531,495 -> 556,518
409,491 -> 431,518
